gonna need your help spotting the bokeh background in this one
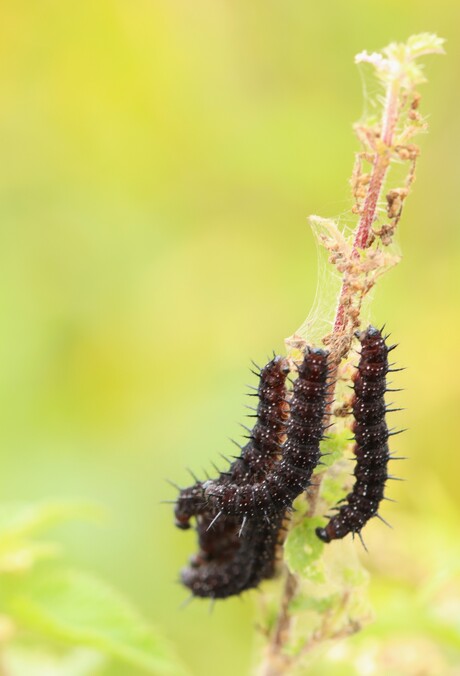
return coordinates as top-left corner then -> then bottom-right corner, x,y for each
0,1 -> 459,674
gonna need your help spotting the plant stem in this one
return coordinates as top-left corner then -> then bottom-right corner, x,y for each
262,61 -> 403,676
333,78 -> 400,337
260,572 -> 298,676
261,34 -> 443,676
259,473 -> 326,676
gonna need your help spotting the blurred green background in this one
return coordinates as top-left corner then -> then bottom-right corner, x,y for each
0,1 -> 459,674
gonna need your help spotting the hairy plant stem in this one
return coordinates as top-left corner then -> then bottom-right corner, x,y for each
333,78 -> 399,338
260,476 -> 324,676
263,56 -> 406,676
259,34 -> 443,676
260,572 -> 298,676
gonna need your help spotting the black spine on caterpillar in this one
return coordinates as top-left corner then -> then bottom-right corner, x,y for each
173,355 -> 289,529
203,348 -> 330,518
181,513 -> 285,599
316,325 -> 396,543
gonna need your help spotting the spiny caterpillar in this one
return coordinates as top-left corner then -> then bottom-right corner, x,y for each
316,325 -> 401,544
203,348 -> 331,518
173,349 -> 331,600
172,326 -> 402,600
174,354 -> 292,599
174,355 -> 290,529
181,513 -> 286,599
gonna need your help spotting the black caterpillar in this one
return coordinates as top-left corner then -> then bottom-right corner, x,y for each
316,325 -> 399,543
203,348 -> 331,518
173,328 -> 401,599
174,354 -> 292,599
174,355 -> 290,529
181,513 -> 286,599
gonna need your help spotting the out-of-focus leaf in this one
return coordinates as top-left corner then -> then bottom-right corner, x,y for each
3,646 -> 105,676
0,541 -> 60,574
320,470 -> 350,505
0,501 -> 104,546
289,592 -> 341,614
342,565 -> 368,587
0,501 -> 104,575
9,569 -> 189,675
315,430 -> 350,473
284,517 -> 324,580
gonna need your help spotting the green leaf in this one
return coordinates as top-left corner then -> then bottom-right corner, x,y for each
0,541 -> 60,574
3,646 -> 106,676
405,33 -> 446,59
320,474 -> 348,506
289,592 -> 341,614
357,33 -> 445,89
0,500 -> 104,545
0,501 -> 104,575
315,430 -> 350,473
284,518 -> 324,579
342,565 -> 368,587
9,568 -> 189,675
